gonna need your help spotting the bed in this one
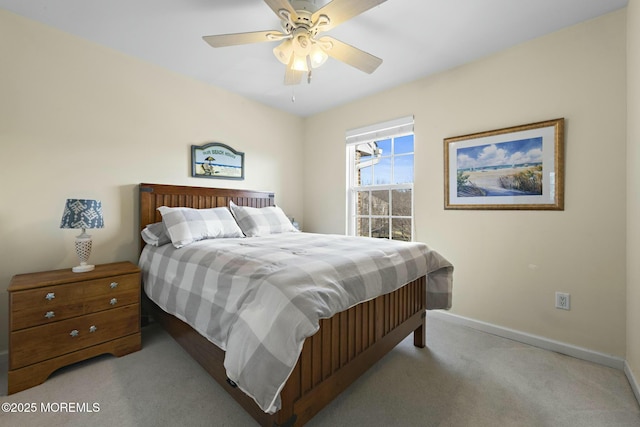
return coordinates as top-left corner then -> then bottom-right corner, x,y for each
138,183 -> 452,426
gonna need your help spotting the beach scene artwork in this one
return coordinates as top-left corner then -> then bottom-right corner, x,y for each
192,142 -> 244,180
456,137 -> 543,197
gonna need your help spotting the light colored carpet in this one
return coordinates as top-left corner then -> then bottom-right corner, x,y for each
1,313 -> 638,427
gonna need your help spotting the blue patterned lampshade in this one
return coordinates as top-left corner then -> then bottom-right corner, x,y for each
60,199 -> 104,273
60,199 -> 104,230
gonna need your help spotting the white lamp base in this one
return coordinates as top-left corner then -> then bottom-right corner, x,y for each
73,231 -> 95,273
72,263 -> 95,273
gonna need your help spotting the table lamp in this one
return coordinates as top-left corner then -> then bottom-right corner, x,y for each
60,199 -> 104,273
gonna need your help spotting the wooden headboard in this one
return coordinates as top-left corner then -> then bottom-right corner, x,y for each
139,183 -> 275,249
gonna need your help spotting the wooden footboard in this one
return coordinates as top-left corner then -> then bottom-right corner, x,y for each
143,276 -> 426,426
280,275 -> 426,426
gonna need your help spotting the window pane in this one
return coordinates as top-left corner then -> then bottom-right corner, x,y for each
392,218 -> 412,241
357,191 -> 369,215
359,164 -> 372,186
371,218 -> 389,239
371,190 -> 389,215
374,157 -> 392,185
376,139 -> 391,156
393,154 -> 414,184
394,135 -> 414,154
357,217 -> 369,237
392,189 -> 412,216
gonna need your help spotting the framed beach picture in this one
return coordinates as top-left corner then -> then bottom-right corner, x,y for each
444,118 -> 564,210
192,142 -> 244,180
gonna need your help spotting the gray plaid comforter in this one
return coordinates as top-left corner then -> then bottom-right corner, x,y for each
138,232 -> 453,413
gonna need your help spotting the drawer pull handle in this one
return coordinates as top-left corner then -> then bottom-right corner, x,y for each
110,282 -> 118,289
45,292 -> 55,301
44,311 -> 55,319
110,298 -> 118,305
89,325 -> 97,333
70,329 -> 79,337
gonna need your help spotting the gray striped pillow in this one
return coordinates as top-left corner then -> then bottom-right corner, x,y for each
158,206 -> 244,248
229,201 -> 298,237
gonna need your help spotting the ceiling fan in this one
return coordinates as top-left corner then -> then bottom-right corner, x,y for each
202,0 -> 387,85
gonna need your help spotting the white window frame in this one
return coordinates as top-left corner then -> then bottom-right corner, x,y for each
346,116 -> 415,240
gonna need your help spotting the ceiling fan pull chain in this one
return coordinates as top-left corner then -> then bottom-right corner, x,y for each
291,87 -> 296,103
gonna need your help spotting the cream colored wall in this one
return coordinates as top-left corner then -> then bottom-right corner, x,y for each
304,11 -> 627,357
627,0 -> 640,390
0,10 -> 304,352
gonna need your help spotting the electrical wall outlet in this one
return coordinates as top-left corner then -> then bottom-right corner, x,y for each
555,292 -> 571,310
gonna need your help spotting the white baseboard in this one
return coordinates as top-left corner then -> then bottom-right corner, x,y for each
625,361 -> 640,404
428,311 -> 625,370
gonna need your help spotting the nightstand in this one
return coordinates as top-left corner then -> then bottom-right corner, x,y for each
7,261 -> 141,394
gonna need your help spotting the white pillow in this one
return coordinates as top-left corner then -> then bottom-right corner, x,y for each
229,201 -> 299,237
141,222 -> 171,247
157,206 -> 244,248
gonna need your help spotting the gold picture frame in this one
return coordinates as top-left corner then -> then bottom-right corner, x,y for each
444,118 -> 565,210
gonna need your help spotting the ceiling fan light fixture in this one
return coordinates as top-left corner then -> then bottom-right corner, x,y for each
273,39 -> 293,65
309,44 -> 328,68
291,54 -> 309,72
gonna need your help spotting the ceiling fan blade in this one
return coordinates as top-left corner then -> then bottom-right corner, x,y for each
203,30 -> 285,48
264,0 -> 299,22
312,0 -> 387,32
319,36 -> 382,74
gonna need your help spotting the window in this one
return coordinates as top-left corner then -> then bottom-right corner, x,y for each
346,117 -> 414,241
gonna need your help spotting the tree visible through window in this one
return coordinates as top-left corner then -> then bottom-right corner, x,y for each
347,127 -> 414,241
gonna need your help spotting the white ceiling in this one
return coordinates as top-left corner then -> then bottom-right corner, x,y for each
1,0 -> 628,117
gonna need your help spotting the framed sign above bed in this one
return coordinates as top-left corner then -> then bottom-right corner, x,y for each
444,118 -> 565,210
191,142 -> 244,180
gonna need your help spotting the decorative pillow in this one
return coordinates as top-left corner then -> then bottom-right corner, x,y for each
141,222 -> 171,247
229,201 -> 299,237
157,206 -> 244,248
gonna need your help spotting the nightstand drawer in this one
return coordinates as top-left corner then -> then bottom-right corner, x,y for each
83,273 -> 140,312
84,286 -> 139,312
9,304 -> 139,370
83,273 -> 139,298
10,284 -> 85,330
10,273 -> 139,331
